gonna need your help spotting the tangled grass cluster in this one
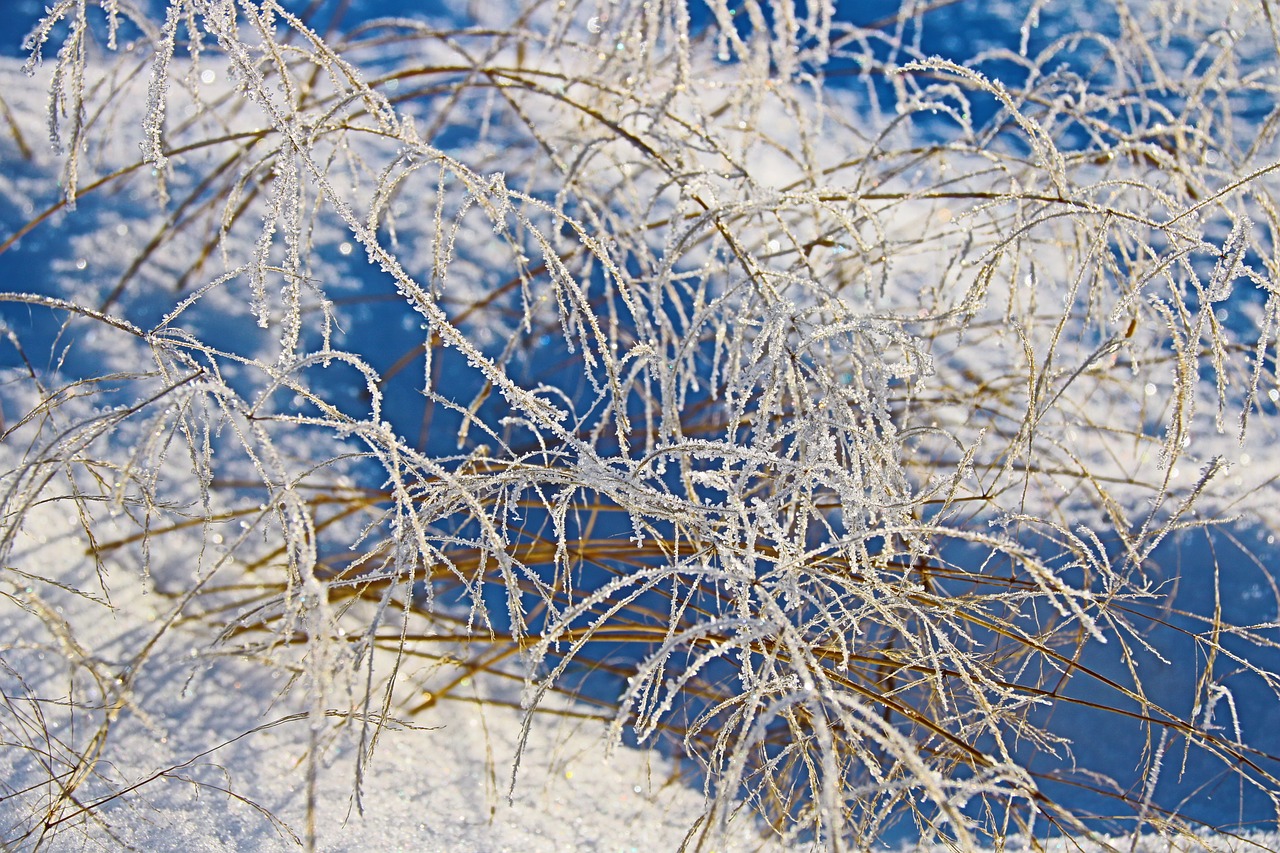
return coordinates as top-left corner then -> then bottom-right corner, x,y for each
3,0 -> 1280,849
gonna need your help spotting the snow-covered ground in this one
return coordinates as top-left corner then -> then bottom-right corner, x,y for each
3,487 -> 1279,851
6,1 -> 1280,850
0,478 -> 786,852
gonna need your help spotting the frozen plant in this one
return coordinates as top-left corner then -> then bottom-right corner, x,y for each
3,0 -> 1280,850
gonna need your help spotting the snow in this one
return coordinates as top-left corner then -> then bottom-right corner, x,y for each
5,1 -> 1280,850
3,486 -> 1277,851
0,447 -> 783,852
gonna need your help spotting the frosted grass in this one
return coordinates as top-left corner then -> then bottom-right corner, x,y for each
3,1 -> 1280,849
